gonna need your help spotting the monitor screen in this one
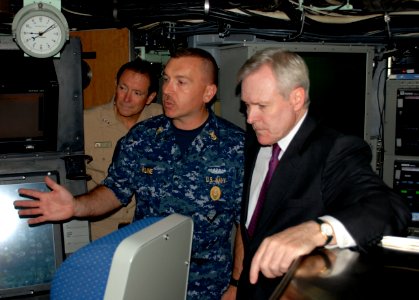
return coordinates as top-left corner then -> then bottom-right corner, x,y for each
0,171 -> 63,298
0,50 -> 59,154
300,51 -> 367,138
394,88 -> 419,156
0,93 -> 45,139
220,43 -> 374,141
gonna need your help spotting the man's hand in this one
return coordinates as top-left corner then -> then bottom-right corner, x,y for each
250,221 -> 327,284
14,176 -> 75,224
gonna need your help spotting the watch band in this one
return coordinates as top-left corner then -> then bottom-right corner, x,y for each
315,218 -> 333,246
229,277 -> 239,287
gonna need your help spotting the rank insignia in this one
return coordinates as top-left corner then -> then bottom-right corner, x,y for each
156,126 -> 164,135
209,130 -> 218,141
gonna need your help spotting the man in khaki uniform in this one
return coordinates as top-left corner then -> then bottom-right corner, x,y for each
84,59 -> 162,240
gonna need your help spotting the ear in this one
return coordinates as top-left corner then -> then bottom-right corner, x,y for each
203,84 -> 217,104
290,87 -> 305,111
145,91 -> 157,105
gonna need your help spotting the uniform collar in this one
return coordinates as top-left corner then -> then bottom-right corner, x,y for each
155,110 -> 221,147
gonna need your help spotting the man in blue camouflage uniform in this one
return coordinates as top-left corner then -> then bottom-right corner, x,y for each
15,48 -> 244,299
104,109 -> 244,298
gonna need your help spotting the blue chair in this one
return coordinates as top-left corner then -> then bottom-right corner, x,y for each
51,214 -> 193,300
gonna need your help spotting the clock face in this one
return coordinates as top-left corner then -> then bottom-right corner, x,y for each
18,15 -> 64,57
12,3 -> 69,58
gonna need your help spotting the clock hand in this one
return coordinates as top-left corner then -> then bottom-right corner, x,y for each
29,24 -> 57,41
38,24 -> 56,36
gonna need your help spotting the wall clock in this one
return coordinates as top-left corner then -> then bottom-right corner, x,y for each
12,2 -> 69,58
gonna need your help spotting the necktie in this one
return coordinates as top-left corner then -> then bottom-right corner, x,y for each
248,143 -> 281,237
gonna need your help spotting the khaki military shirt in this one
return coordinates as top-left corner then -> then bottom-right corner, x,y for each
83,101 -> 162,240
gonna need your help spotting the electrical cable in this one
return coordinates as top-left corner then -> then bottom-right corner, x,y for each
3,1 -> 418,42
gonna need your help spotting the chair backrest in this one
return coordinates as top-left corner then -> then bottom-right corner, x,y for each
50,214 -> 193,300
104,213 -> 194,300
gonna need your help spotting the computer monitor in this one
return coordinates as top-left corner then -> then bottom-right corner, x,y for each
104,214 -> 193,300
0,171 -> 63,298
0,51 -> 59,154
50,214 -> 193,300
250,43 -> 375,140
0,37 -> 84,155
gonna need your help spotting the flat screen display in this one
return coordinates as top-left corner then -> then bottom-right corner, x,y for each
222,43 -> 374,141
0,50 -> 59,154
0,88 -> 58,154
395,89 -> 419,156
300,51 -> 367,138
0,171 -> 63,298
0,93 -> 44,139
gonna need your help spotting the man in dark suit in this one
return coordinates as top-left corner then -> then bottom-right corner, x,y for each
231,48 -> 411,299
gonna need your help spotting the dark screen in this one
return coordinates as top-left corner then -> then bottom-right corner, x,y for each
0,51 -> 59,154
0,93 -> 44,139
299,52 -> 367,138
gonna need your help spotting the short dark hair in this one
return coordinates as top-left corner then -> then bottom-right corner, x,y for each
171,48 -> 219,87
116,59 -> 159,96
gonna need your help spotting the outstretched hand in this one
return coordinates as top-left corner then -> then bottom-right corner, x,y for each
14,176 -> 75,224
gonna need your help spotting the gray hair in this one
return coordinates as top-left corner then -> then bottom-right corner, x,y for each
237,48 -> 310,106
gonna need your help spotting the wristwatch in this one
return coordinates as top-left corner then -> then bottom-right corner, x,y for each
229,277 -> 239,287
315,218 -> 333,246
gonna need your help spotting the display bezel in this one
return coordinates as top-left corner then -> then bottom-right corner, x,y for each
0,171 -> 63,298
0,50 -> 59,154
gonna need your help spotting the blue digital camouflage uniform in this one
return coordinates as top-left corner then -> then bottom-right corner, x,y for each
103,110 -> 245,299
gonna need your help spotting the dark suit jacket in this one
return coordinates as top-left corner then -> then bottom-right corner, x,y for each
237,116 -> 410,300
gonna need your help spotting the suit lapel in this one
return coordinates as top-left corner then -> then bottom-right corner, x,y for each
252,117 -> 319,237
